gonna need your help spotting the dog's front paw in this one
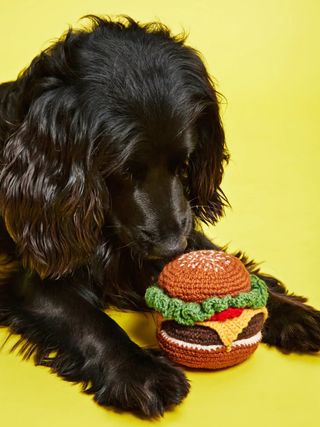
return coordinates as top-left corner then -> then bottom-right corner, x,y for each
95,348 -> 190,417
263,299 -> 320,353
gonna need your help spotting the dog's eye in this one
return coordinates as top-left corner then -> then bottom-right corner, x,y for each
176,158 -> 189,190
176,158 -> 189,177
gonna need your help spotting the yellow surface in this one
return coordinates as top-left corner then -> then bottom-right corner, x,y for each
0,0 -> 319,426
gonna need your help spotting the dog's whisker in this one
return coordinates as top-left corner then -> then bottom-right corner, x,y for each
114,240 -> 136,251
102,224 -> 122,229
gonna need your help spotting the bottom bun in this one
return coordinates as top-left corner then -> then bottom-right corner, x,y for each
157,329 -> 262,369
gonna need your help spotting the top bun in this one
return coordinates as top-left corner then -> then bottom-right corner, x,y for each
158,250 -> 251,303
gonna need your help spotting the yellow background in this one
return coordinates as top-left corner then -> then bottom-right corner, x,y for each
0,0 -> 319,426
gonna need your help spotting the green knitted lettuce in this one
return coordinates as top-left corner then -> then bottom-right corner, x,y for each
145,274 -> 268,326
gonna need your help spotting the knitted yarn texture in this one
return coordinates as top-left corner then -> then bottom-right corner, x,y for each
158,250 -> 251,301
145,274 -> 268,326
145,250 -> 269,370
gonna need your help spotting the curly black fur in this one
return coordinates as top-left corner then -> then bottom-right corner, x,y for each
0,15 -> 319,417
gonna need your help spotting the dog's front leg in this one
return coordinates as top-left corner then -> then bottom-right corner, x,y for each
255,274 -> 320,352
187,229 -> 320,353
0,268 -> 190,416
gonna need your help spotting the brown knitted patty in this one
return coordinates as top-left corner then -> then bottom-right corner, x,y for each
236,313 -> 264,340
158,250 -> 251,302
157,332 -> 260,369
162,320 -> 224,345
161,313 -> 264,346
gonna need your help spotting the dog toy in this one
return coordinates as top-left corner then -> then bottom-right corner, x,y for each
145,250 -> 268,369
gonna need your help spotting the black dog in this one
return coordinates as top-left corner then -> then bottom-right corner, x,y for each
0,16 -> 319,417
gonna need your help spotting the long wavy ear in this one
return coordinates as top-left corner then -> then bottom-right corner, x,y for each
0,72 -> 108,279
186,62 -> 230,225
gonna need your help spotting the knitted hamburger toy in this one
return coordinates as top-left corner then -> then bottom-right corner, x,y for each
145,250 -> 268,369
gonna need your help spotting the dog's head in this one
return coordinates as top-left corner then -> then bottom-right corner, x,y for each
0,16 -> 229,279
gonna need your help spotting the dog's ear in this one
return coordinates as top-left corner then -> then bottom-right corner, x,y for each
0,77 -> 108,279
186,66 -> 230,225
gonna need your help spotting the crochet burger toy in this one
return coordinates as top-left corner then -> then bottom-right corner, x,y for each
145,250 -> 268,369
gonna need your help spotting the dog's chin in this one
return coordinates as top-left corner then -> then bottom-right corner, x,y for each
127,242 -> 162,260
147,254 -> 164,260
117,237 -> 153,259
124,240 -> 184,262
146,251 -> 186,261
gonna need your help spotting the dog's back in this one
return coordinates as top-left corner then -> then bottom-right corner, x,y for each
0,81 -> 13,99
0,81 -> 16,144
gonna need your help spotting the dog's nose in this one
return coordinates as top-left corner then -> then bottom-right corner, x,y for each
152,237 -> 188,259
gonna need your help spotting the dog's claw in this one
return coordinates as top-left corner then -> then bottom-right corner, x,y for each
94,348 -> 190,417
262,300 -> 320,353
